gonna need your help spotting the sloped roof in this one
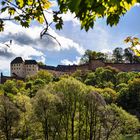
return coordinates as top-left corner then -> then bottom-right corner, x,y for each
25,60 -> 37,65
11,57 -> 23,64
39,65 -> 56,70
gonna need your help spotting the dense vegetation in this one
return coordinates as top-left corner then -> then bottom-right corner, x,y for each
0,0 -> 139,32
80,46 -> 140,64
0,65 -> 140,140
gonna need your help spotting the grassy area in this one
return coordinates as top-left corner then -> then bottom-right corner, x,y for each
121,135 -> 140,140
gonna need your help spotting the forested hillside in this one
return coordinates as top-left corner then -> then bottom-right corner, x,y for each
0,68 -> 140,140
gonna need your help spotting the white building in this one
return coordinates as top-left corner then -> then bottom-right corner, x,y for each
11,57 -> 38,78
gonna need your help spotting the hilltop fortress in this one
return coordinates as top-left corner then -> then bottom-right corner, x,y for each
1,56 -> 140,83
11,57 -> 38,78
9,57 -> 140,79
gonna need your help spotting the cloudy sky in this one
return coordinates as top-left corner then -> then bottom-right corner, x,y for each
0,1 -> 140,75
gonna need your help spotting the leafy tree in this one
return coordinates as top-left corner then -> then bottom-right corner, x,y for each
117,78 -> 140,118
27,70 -> 53,84
116,72 -> 130,84
124,48 -> 134,63
58,0 -> 137,31
121,111 -> 140,135
38,61 -> 45,66
112,47 -> 124,63
33,89 -> 62,140
84,72 -> 96,86
0,0 -> 51,32
80,50 -> 94,64
101,88 -> 117,104
14,93 -> 34,139
116,83 -> 128,92
133,55 -> 140,63
102,104 -> 140,139
53,77 -> 86,140
0,84 -> 4,95
3,80 -> 18,95
72,69 -> 88,82
0,95 -> 19,140
83,91 -> 105,140
80,50 -> 107,64
124,46 -> 140,63
124,36 -> 140,57
94,67 -> 117,88
0,0 -> 138,32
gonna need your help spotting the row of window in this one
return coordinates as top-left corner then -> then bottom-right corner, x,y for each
11,68 -> 20,70
12,68 -> 36,71
12,64 -> 21,66
12,64 -> 36,67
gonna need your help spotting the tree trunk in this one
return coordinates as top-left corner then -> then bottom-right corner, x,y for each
71,113 -> 74,140
43,118 -> 48,140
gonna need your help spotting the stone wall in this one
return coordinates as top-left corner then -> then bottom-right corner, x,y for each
11,63 -> 25,77
89,60 -> 105,70
25,64 -> 38,77
105,63 -> 140,72
0,73 -> 24,84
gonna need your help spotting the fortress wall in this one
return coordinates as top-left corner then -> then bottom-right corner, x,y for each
89,60 -> 105,70
105,63 -> 140,72
76,64 -> 89,71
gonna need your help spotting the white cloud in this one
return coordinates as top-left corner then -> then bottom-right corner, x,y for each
50,0 -> 58,7
101,49 -> 112,54
0,57 -> 10,71
3,21 -> 42,38
134,3 -> 140,7
37,56 -> 46,63
91,25 -> 111,51
44,9 -> 80,26
2,21 -> 84,55
61,56 -> 81,65
60,11 -> 80,26
43,27 -> 85,55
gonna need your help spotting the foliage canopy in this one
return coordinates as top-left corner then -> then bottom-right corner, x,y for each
0,0 -> 139,33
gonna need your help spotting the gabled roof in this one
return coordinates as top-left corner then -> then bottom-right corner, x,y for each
25,60 -> 37,65
11,57 -> 23,64
39,65 -> 56,70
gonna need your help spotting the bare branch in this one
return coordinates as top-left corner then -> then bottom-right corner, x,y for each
40,26 -> 61,46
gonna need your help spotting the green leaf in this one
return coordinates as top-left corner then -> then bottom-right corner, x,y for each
107,14 -> 120,26
8,7 -> 16,15
37,16 -> 44,24
1,1 -> 6,6
27,0 -> 34,6
69,0 -> 81,12
1,6 -> 8,13
0,20 -> 4,32
17,0 -> 24,8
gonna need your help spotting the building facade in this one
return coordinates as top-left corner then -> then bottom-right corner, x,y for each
10,57 -> 140,79
11,57 -> 38,78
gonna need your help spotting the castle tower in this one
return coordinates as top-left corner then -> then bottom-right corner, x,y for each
25,60 -> 38,77
11,57 -> 25,78
11,57 -> 39,78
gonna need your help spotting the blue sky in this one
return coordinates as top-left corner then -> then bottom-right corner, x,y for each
0,2 -> 140,75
